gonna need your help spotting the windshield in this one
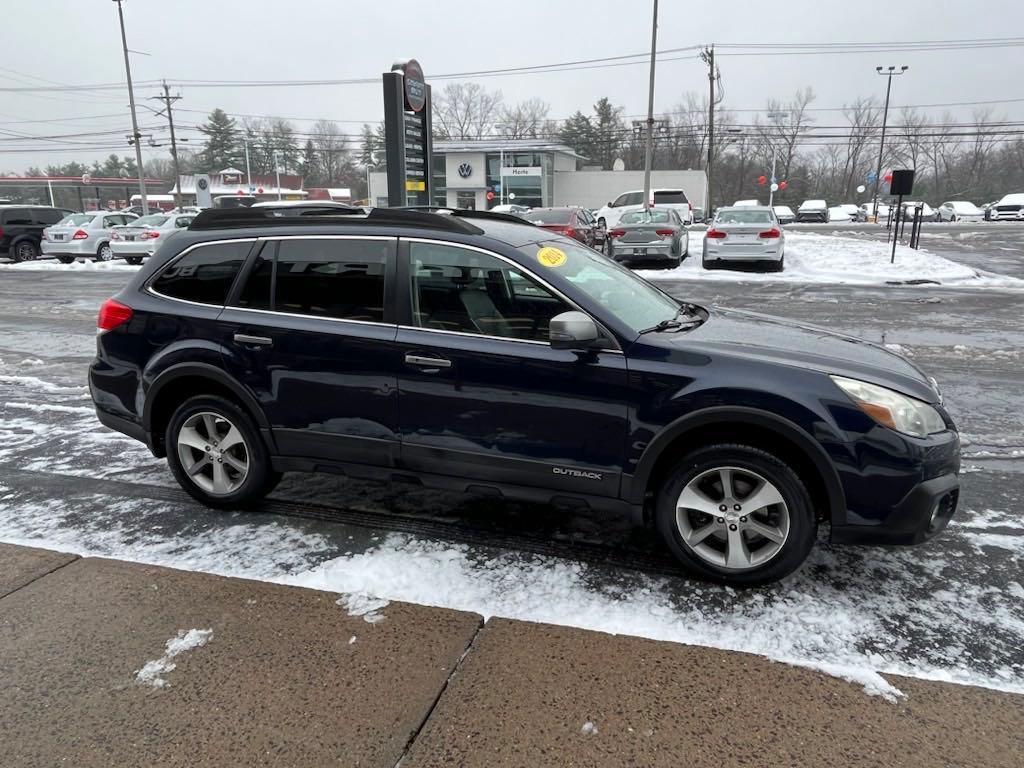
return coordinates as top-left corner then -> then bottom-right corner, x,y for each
716,209 -> 774,225
620,209 -> 672,224
133,214 -> 169,227
57,214 -> 95,226
517,240 -> 680,334
522,209 -> 573,224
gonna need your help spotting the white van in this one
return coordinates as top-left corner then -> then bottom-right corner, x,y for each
595,188 -> 694,228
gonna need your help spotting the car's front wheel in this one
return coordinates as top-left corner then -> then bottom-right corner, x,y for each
95,243 -> 113,262
655,444 -> 817,585
166,395 -> 279,508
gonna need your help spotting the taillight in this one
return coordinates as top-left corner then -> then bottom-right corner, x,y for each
655,229 -> 675,236
97,298 -> 133,333
72,229 -> 89,240
142,230 -> 161,240
706,228 -> 727,239
111,231 -> 121,241
608,228 -> 626,239
758,228 -> 781,239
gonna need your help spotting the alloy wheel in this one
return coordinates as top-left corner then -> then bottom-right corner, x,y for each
97,244 -> 113,261
176,411 -> 250,496
675,466 -> 790,571
15,242 -> 36,262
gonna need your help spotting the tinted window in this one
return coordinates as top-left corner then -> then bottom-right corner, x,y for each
522,209 -> 573,225
409,241 -> 570,342
32,208 -> 66,225
653,190 -> 688,204
152,241 -> 250,305
245,238 -> 389,322
2,208 -> 32,226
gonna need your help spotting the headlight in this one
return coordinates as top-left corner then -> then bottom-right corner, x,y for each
831,376 -> 946,438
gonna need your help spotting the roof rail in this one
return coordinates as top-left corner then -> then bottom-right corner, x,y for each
188,205 -> 483,234
396,205 -> 533,227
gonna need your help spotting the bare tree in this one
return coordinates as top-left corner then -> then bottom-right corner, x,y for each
495,98 -> 550,139
433,82 -> 504,140
312,119 -> 349,185
838,97 -> 881,198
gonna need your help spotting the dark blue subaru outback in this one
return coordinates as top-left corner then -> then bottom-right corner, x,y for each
89,206 -> 960,585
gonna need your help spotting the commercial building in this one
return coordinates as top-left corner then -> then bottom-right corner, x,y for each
175,169 -> 308,205
368,138 -> 707,211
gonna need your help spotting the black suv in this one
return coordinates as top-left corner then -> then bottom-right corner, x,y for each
89,206 -> 960,584
0,205 -> 75,262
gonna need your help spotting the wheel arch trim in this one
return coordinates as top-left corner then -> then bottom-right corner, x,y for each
143,362 -> 271,433
626,406 -> 846,524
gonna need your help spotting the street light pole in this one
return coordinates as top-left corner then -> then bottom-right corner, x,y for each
112,0 -> 148,216
641,0 -> 659,212
871,65 -> 908,221
274,151 -> 282,201
242,137 -> 253,193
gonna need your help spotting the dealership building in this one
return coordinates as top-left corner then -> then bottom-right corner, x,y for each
368,138 -> 707,212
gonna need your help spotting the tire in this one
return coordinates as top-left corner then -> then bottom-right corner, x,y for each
126,256 -> 143,265
12,240 -> 38,263
655,443 -> 817,586
95,242 -> 113,262
56,256 -> 75,264
681,234 -> 689,258
771,255 -> 785,272
166,394 -> 279,509
702,258 -> 718,270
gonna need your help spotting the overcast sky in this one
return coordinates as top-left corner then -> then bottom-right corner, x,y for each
3,0 -> 1022,171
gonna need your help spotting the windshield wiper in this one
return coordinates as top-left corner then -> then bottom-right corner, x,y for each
639,303 -> 703,335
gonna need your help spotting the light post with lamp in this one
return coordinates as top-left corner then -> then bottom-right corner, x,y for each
871,65 -> 908,221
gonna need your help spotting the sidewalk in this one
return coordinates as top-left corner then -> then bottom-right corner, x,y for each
1,542 -> 1022,767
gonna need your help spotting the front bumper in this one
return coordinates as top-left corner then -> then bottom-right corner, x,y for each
796,213 -> 827,222
832,472 -> 959,545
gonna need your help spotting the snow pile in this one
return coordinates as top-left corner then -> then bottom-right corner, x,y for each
135,628 -> 213,688
0,259 -> 139,272
337,592 -> 389,624
639,231 -> 1024,288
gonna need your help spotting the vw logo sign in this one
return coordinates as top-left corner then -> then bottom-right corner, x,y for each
457,162 -> 473,179
197,178 -> 208,190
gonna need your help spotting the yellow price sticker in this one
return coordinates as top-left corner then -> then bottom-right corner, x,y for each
536,246 -> 567,268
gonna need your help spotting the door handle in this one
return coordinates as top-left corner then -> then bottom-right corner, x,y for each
233,333 -> 273,347
405,353 -> 451,369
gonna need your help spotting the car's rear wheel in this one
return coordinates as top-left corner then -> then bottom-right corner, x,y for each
655,444 -> 817,585
95,243 -> 113,262
13,240 -> 38,263
166,395 -> 279,508
56,256 -> 75,264
126,256 -> 143,265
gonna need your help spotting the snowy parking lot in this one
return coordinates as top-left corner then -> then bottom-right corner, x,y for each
0,227 -> 1022,701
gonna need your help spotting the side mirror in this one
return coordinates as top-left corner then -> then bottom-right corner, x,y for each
607,201 -> 613,207
549,311 -> 599,350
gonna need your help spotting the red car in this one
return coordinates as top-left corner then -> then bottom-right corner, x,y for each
521,207 -> 600,248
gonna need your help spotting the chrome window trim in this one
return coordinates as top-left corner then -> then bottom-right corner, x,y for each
403,236 -> 623,353
227,305 -> 395,329
145,237 -> 257,308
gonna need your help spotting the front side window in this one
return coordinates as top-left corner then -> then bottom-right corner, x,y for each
151,241 -> 251,305
517,240 -> 679,334
408,241 -> 570,342
235,238 -> 388,323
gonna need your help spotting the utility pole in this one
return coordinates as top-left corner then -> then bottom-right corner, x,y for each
641,0 -> 659,212
151,82 -> 183,208
242,137 -> 253,192
113,0 -> 148,215
871,65 -> 908,221
701,46 -> 716,215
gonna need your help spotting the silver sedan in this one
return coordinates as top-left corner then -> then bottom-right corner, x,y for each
702,206 -> 785,272
111,212 -> 196,264
42,211 -> 138,263
607,208 -> 689,267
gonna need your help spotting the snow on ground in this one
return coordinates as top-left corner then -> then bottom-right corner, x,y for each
0,259 -> 139,272
639,232 -> 1024,288
135,628 -> 213,689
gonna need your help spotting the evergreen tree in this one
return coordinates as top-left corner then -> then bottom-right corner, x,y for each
592,97 -> 625,170
558,111 -> 597,164
298,139 -> 321,186
198,108 -> 240,171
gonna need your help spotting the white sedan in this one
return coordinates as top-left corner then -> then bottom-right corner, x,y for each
828,206 -> 853,222
937,201 -> 984,222
110,213 -> 195,264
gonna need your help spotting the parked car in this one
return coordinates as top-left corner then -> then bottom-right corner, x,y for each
828,206 -> 853,223
982,201 -> 998,221
595,188 -> 694,229
607,208 -> 689,267
703,206 -> 785,272
839,204 -> 865,222
89,205 -> 960,585
41,211 -> 138,263
990,193 -> 1024,221
0,205 -> 75,262
489,204 -> 531,215
733,199 -> 760,207
110,212 -> 196,265
691,206 -> 705,224
796,199 -> 829,223
860,202 -> 892,221
772,205 -> 796,225
213,194 -> 258,209
900,202 -> 939,222
936,201 -> 984,223
521,207 -> 599,248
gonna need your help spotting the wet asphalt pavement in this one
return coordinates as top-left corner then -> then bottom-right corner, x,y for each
0,222 -> 1021,693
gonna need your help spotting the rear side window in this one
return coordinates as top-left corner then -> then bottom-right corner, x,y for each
236,238 -> 388,323
2,208 -> 32,225
151,241 -> 251,305
32,209 -> 65,225
653,190 -> 688,205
